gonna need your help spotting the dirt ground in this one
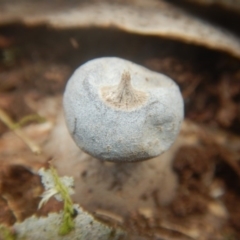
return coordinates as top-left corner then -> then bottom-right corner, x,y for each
0,24 -> 240,239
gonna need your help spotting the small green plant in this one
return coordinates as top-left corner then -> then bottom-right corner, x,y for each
50,166 -> 75,235
39,166 -> 75,235
0,225 -> 16,240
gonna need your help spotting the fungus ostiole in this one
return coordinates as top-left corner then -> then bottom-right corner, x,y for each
63,57 -> 184,162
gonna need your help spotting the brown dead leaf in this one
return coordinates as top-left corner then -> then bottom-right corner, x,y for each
185,0 -> 240,12
0,0 -> 240,58
0,164 -> 43,221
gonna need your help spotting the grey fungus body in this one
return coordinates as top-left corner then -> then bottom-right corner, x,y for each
63,57 -> 184,162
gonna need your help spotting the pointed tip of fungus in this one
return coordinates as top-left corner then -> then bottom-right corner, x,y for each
101,71 -> 148,111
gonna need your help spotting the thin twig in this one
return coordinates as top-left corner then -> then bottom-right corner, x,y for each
0,108 -> 41,154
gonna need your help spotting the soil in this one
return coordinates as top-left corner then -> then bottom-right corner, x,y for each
0,25 -> 240,239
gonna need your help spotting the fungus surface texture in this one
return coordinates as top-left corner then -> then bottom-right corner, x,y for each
63,57 -> 184,162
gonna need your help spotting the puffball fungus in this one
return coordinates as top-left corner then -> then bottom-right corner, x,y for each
63,57 -> 183,162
